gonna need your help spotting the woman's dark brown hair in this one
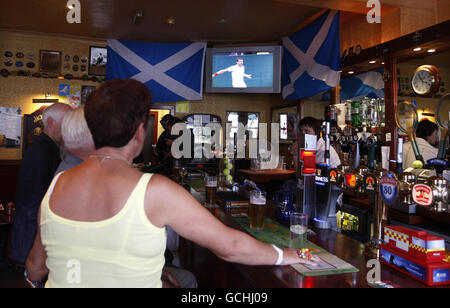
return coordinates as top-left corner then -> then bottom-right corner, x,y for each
84,79 -> 152,149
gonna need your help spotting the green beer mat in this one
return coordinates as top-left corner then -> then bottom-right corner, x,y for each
231,216 -> 359,277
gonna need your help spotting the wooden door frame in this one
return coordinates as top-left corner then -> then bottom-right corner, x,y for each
150,111 -> 159,145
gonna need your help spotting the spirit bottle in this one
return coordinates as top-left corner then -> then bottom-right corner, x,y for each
351,101 -> 361,129
359,98 -> 369,129
345,101 -> 352,126
378,98 -> 386,127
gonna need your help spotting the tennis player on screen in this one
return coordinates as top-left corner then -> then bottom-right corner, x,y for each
212,58 -> 252,88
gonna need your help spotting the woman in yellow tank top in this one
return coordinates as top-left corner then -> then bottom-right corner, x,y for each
25,79 -> 318,288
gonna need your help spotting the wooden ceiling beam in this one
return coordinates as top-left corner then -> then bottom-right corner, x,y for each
273,0 -> 432,15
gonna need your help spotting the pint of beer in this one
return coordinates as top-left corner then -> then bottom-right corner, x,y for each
172,159 -> 181,183
249,190 -> 266,230
205,175 -> 218,207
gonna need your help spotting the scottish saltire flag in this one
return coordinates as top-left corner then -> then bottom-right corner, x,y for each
282,10 -> 341,100
319,69 -> 384,101
107,39 -> 207,102
340,69 -> 384,100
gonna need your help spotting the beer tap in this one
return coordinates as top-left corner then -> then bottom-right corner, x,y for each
332,164 -> 351,190
366,134 -> 377,170
396,137 -> 404,175
323,121 -> 331,166
428,177 -> 449,212
364,168 -> 391,259
314,121 -> 342,230
398,172 -> 417,207
355,165 -> 369,194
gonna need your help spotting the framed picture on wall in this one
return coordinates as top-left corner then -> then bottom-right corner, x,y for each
81,85 -> 96,104
89,46 -> 107,76
39,50 -> 62,73
280,113 -> 297,140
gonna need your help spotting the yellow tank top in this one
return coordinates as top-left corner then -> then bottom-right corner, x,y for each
40,172 -> 167,288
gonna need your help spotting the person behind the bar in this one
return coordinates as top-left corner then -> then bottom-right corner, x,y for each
298,116 -> 341,168
156,116 -> 184,176
54,106 -> 95,175
10,103 -> 71,266
157,116 -> 183,161
212,58 -> 252,88
155,114 -> 174,164
25,79 -> 318,288
402,119 -> 439,169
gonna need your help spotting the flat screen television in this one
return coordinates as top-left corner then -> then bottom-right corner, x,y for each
205,46 -> 282,93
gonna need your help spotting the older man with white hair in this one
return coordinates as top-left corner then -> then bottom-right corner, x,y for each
11,103 -> 71,265
55,106 -> 95,174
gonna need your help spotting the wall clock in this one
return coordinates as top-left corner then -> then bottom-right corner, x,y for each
411,65 -> 441,96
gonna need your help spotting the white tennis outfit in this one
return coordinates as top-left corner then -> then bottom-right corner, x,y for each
226,64 -> 247,88
402,137 -> 438,169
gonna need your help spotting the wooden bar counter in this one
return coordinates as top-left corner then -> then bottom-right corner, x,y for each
234,169 -> 296,197
235,169 -> 296,183
178,186 -> 450,288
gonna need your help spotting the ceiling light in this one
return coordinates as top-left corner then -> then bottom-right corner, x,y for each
166,17 -> 176,26
413,47 -> 422,52
348,71 -> 354,75
369,60 -> 376,64
33,93 -> 59,104
381,62 -> 385,65
427,49 -> 436,53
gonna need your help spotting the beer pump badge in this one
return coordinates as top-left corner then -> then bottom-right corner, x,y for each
380,174 -> 399,205
345,172 -> 357,188
363,175 -> 377,193
329,170 -> 338,183
412,184 -> 433,206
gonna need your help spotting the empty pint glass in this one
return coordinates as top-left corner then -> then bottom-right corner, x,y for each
249,190 -> 266,230
205,175 -> 218,207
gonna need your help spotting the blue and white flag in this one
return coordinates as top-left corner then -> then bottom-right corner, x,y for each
107,39 -> 207,102
319,69 -> 384,101
282,10 -> 341,100
339,69 -> 384,101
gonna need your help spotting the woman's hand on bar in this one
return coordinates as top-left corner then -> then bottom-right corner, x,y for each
281,248 -> 321,266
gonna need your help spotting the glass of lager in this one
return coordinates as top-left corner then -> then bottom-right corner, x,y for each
172,159 -> 181,183
249,190 -> 266,230
289,212 -> 308,249
205,175 -> 218,207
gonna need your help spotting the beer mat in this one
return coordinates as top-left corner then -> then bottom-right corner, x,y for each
291,254 -> 358,277
231,216 -> 359,277
184,178 -> 205,192
301,257 -> 336,271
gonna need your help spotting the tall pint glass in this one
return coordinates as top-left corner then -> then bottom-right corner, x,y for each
249,190 -> 266,230
205,175 -> 217,207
